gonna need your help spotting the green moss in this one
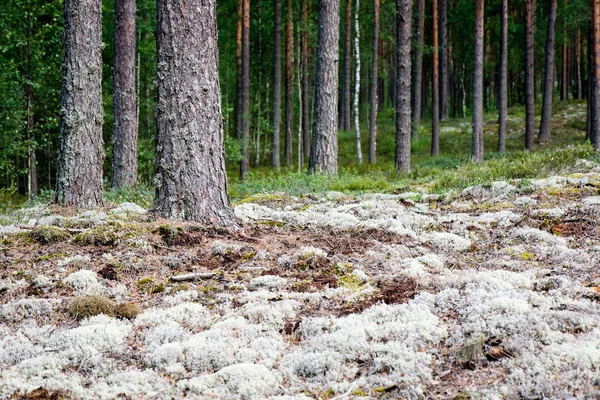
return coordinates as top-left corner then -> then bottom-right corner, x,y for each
338,273 -> 364,290
114,302 -> 141,319
156,224 -> 181,245
136,277 -> 165,294
74,222 -> 144,246
31,226 -> 71,244
67,295 -> 116,319
35,252 -> 68,262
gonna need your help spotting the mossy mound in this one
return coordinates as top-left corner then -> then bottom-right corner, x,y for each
114,302 -> 141,319
67,295 -> 116,319
31,226 -> 71,245
136,277 -> 165,294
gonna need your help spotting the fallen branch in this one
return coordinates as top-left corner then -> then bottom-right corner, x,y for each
171,272 -> 217,282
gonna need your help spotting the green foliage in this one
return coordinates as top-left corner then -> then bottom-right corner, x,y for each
103,184 -> 153,209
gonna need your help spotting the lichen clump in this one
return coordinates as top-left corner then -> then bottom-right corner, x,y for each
31,226 -> 71,244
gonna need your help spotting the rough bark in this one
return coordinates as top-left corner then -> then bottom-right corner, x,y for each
395,0 -> 412,173
411,0 -> 424,139
240,0 -> 251,179
525,0 -> 535,150
353,0 -> 362,164
368,0 -> 379,164
309,0 -> 340,175
340,0 -> 352,131
285,0 -> 294,166
439,0 -> 448,121
302,0 -> 311,160
56,0 -> 104,207
235,0 -> 242,140
498,0 -> 508,153
154,0 -> 236,226
431,0 -> 440,156
272,0 -> 282,169
539,0 -> 557,142
472,0 -> 484,163
112,0 -> 138,188
591,0 -> 600,149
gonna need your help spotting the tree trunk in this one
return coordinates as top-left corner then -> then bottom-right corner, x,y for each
340,0 -> 352,131
411,0 -> 424,139
472,0 -> 484,162
112,0 -> 138,188
353,0 -> 362,164
25,82 -> 38,197
498,0 -> 508,153
431,0 -> 440,156
155,0 -> 236,226
240,0 -> 251,179
395,0 -> 412,173
525,0 -> 535,150
539,0 -> 557,142
235,0 -> 242,139
368,0 -> 379,164
57,0 -> 104,207
285,0 -> 294,167
309,0 -> 340,175
591,0 -> 600,149
576,28 -> 582,99
272,0 -> 282,169
439,0 -> 448,121
302,0 -> 310,160
561,0 -> 568,101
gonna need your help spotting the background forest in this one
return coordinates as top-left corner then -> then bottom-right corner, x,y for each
0,0 -> 595,204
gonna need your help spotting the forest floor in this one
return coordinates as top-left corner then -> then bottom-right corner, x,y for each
1,103 -> 600,399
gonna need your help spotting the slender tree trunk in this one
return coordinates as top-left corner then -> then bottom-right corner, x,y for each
411,0 -> 424,139
395,0 -> 412,172
272,0 -> 282,169
112,0 -> 138,188
368,0 -> 379,164
472,0 -> 484,162
254,0 -> 263,168
24,21 -> 38,198
302,0 -> 310,160
235,0 -> 243,139
525,0 -> 535,150
353,0 -> 362,164
561,0 -> 568,101
240,0 -> 251,179
155,0 -> 236,226
591,0 -> 600,149
498,0 -> 508,153
285,0 -> 294,167
309,0 -> 341,175
431,0 -> 440,156
539,0 -> 557,142
576,28 -> 582,99
439,0 -> 448,121
340,0 -> 352,131
57,0 -> 104,207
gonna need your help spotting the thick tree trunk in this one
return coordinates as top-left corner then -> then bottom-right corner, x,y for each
155,0 -> 236,226
395,0 -> 412,173
309,0 -> 340,175
354,0 -> 362,164
272,0 -> 282,169
525,0 -> 535,150
340,0 -> 352,131
431,0 -> 440,156
498,0 -> 508,153
302,0 -> 311,160
591,0 -> 600,149
439,0 -> 448,121
368,0 -> 379,164
57,0 -> 104,207
411,0 -> 424,139
539,0 -> 557,142
285,0 -> 294,166
472,0 -> 484,162
112,0 -> 138,188
240,0 -> 251,179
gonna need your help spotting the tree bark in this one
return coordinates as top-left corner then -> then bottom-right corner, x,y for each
302,0 -> 311,160
25,82 -> 38,197
112,0 -> 138,188
498,0 -> 508,153
591,0 -> 600,149
309,0 -> 340,175
525,0 -> 535,150
57,0 -> 104,207
368,0 -> 379,164
539,0 -> 557,142
431,0 -> 440,156
395,0 -> 412,173
272,0 -> 282,169
439,0 -> 448,121
285,0 -> 294,166
240,0 -> 251,179
472,0 -> 484,162
576,29 -> 582,99
561,0 -> 568,101
235,0 -> 242,140
155,0 -> 236,226
340,0 -> 352,131
411,0 -> 424,140
353,0 -> 362,164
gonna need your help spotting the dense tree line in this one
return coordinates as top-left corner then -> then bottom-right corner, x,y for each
0,0 -> 599,221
